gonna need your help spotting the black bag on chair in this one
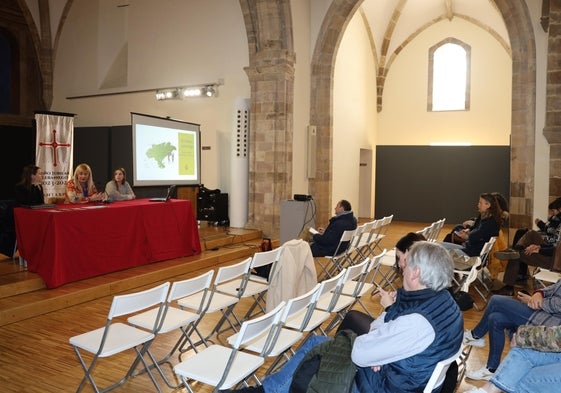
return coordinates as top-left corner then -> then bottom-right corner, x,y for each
253,238 -> 273,279
453,290 -> 474,311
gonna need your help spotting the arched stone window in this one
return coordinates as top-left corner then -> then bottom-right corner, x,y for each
428,38 -> 471,111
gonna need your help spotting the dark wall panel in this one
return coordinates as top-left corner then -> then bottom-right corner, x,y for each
375,146 -> 510,224
73,127 -> 110,190
1,125 -> 34,199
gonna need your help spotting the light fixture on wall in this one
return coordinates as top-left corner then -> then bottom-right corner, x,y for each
156,82 -> 220,101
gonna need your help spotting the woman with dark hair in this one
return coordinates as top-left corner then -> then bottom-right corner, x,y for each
14,164 -> 45,206
440,193 -> 501,258
105,167 -> 136,201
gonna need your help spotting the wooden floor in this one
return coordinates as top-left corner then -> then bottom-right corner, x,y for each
0,221 -> 523,392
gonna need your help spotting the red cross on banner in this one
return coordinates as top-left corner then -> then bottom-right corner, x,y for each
35,113 -> 74,202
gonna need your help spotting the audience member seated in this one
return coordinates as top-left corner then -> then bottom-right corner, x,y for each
223,242 -> 463,393
14,164 -> 45,206
104,167 -> 135,201
464,324 -> 561,393
463,279 -> 561,381
439,193 -> 502,267
443,192 -> 508,245
493,226 -> 561,295
308,199 -> 357,257
486,192 -> 510,279
495,197 -> 561,284
66,163 -> 106,204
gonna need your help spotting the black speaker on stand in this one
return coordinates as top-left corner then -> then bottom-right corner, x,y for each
197,186 -> 229,226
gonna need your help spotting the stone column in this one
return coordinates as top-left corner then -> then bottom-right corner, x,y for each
244,50 -> 295,238
543,3 -> 561,202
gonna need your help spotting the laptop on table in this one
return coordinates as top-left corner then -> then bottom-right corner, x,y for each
149,185 -> 176,202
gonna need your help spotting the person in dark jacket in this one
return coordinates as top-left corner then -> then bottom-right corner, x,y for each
440,193 -> 501,258
14,164 -> 45,206
310,199 -> 357,257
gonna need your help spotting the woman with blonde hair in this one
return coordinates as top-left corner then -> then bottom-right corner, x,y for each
66,163 -> 106,203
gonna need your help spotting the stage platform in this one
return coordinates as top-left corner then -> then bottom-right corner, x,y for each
0,223 -> 270,327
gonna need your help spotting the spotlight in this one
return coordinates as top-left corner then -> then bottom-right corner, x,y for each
155,82 -> 221,100
204,85 -> 216,97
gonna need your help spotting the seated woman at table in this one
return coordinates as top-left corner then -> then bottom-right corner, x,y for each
14,164 -> 45,206
66,163 -> 106,203
105,167 -> 135,201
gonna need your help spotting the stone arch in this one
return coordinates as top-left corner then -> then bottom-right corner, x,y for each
309,0 -> 535,227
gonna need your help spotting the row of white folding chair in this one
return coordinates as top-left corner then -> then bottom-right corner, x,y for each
367,214 -> 394,255
354,217 -> 387,261
69,282 -> 171,393
68,247 -> 283,393
174,268 -> 346,393
127,271 -> 214,389
317,257 -> 371,333
174,301 -> 287,392
227,282 -> 324,376
417,218 -> 446,242
316,214 -> 394,281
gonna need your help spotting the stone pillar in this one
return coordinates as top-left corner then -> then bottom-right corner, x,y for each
244,50 -> 295,238
543,3 -> 561,201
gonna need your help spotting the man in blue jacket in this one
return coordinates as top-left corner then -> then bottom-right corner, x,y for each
310,199 -> 357,257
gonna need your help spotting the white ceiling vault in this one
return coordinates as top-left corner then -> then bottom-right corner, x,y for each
359,0 -> 510,68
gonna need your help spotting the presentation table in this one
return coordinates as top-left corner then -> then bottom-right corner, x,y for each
14,199 -> 201,288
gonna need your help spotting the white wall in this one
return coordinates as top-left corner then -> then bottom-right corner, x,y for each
333,13 -> 377,216
291,1 -> 312,196
378,18 -> 512,146
51,0 -> 250,195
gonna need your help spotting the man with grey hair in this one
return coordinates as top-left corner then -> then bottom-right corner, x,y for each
350,241 -> 464,392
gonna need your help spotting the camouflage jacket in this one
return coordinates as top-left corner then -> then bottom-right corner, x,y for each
515,325 -> 561,352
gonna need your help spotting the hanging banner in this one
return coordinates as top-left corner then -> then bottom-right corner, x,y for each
35,112 -> 74,202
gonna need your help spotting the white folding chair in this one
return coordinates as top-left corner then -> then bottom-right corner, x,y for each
127,271 -> 214,389
375,214 -> 394,251
423,345 -> 463,393
178,257 -> 252,341
69,282 -> 170,393
240,247 -> 283,320
348,222 -> 369,263
345,250 -> 386,317
454,237 -> 496,306
363,215 -> 393,257
371,247 -> 401,293
532,267 -> 561,288
432,218 -> 446,242
228,283 -> 322,376
283,269 -> 346,341
316,229 -> 356,280
416,225 -> 432,239
452,256 -> 482,310
173,301 -> 286,392
353,220 -> 376,260
318,257 -> 371,333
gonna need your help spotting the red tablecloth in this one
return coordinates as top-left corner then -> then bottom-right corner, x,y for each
14,199 -> 201,288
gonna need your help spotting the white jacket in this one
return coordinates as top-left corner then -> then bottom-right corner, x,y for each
266,239 -> 318,312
